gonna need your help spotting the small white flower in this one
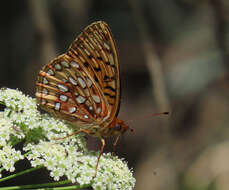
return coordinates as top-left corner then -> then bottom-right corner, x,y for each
0,116 -> 24,146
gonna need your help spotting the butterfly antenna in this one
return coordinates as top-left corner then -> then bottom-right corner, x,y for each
127,112 -> 169,124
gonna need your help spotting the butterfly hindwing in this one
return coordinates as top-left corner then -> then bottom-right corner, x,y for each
36,21 -> 120,128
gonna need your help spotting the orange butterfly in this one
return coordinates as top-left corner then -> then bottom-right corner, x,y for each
36,21 -> 132,172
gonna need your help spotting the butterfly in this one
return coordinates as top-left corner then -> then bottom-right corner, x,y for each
36,21 -> 133,172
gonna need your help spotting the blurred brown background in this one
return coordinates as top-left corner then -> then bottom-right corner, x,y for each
1,0 -> 229,189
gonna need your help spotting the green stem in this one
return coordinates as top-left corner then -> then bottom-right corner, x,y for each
0,180 -> 91,190
0,165 -> 43,183
42,183 -> 91,190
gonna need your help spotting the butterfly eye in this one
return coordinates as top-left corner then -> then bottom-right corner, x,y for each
114,124 -> 121,131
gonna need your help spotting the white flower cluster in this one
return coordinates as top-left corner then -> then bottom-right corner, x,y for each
0,145 -> 24,177
0,88 -> 75,139
0,88 -> 136,190
24,140 -> 135,190
0,88 -> 39,130
93,154 -> 136,190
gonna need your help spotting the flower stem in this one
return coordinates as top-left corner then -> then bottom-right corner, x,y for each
0,165 -> 43,183
0,180 -> 91,190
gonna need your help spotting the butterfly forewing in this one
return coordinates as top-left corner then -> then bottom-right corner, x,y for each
36,21 -> 120,129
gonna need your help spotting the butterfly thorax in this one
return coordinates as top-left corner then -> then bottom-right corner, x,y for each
87,118 -> 129,138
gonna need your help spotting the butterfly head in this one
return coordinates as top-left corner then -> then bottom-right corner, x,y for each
112,118 -> 135,136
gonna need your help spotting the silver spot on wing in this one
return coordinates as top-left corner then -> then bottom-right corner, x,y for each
55,102 -> 61,110
58,84 -> 68,92
92,95 -> 100,103
76,95 -> 86,104
59,95 -> 68,102
61,61 -> 70,68
69,76 -> 78,86
69,107 -> 76,113
71,61 -> 80,69
78,77 -> 86,88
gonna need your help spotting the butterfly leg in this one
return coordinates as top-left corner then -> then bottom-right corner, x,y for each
94,138 -> 105,177
54,129 -> 91,140
112,135 -> 120,155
